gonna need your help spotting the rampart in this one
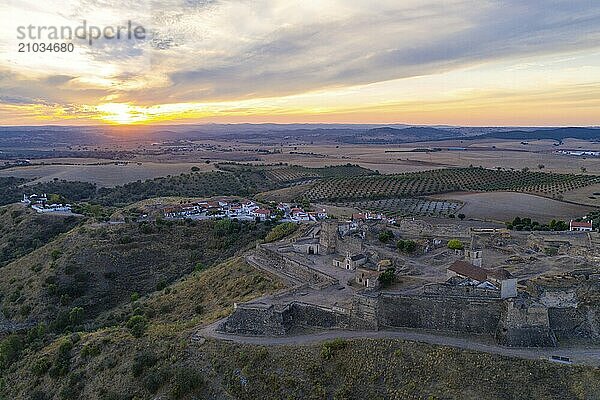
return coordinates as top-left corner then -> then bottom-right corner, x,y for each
371,293 -> 503,335
422,283 -> 500,298
252,244 -> 337,289
219,301 -> 352,335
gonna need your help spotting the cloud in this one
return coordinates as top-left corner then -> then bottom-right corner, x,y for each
1,0 -> 600,124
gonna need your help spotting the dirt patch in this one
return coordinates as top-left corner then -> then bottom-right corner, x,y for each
433,191 -> 595,222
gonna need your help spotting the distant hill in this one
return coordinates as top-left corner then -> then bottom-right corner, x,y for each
342,126 -> 462,144
472,127 -> 600,142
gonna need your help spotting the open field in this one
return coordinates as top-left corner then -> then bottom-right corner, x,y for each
259,139 -> 600,175
432,191 -> 595,222
560,183 -> 600,207
0,161 -> 215,187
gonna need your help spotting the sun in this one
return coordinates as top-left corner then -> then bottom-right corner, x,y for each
96,103 -> 149,124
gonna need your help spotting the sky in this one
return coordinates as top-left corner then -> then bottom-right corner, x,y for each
0,0 -> 599,126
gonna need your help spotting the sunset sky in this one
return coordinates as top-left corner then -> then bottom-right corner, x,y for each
1,0 -> 599,126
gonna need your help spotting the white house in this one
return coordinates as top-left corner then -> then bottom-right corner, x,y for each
32,203 -> 72,213
333,252 -> 367,270
252,208 -> 271,221
570,220 -> 593,232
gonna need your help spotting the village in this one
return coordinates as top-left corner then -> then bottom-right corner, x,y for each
161,198 -> 335,223
20,193 -> 73,214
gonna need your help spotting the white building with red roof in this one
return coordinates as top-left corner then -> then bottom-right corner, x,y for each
570,220 -> 593,232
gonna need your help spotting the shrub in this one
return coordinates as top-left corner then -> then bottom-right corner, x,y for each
130,292 -> 140,302
80,343 -> 101,358
50,249 -> 62,261
31,356 -> 52,375
447,239 -> 464,250
68,307 -> 84,325
378,230 -> 395,243
396,239 -> 416,253
144,367 -> 170,394
264,222 -> 297,243
378,268 -> 396,287
126,315 -> 148,338
132,350 -> 158,377
171,367 -> 204,398
0,334 -> 24,370
321,339 -> 347,360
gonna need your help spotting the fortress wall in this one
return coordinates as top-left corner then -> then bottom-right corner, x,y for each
549,306 -> 600,340
375,294 -> 503,334
422,283 -> 500,298
220,301 -> 353,336
351,294 -> 379,330
255,245 -> 337,288
220,304 -> 287,336
337,236 -> 363,256
496,301 -> 556,347
284,302 -> 352,332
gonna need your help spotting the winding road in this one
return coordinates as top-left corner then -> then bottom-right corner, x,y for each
196,320 -> 600,367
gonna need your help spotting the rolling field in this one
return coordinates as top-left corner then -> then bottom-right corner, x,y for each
432,192 -> 595,221
0,161 -> 215,187
262,139 -> 600,175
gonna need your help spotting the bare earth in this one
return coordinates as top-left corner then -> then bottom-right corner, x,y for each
0,161 -> 214,187
433,191 -> 595,222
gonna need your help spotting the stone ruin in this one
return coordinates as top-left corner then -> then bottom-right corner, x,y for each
220,220 -> 600,348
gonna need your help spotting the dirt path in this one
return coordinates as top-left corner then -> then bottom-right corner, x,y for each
196,320 -> 600,367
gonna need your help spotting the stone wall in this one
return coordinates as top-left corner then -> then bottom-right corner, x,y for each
548,305 -> 600,340
254,245 -> 337,288
337,236 -> 363,256
350,294 -> 379,330
284,302 -> 352,333
220,301 -> 353,336
422,283 -> 500,298
373,293 -> 503,335
496,300 -> 556,347
220,303 -> 287,335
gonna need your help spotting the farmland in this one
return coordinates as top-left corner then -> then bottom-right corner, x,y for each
216,163 -> 376,183
330,197 -> 462,218
302,167 -> 600,202
432,192 -> 594,221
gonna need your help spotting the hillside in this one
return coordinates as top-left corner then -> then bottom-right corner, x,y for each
1,259 -> 598,400
0,219 -> 272,329
475,127 -> 600,142
0,205 -> 82,267
343,126 -> 460,144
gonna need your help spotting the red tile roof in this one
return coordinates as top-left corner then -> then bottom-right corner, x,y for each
448,261 -> 488,282
253,208 -> 271,215
570,221 -> 592,228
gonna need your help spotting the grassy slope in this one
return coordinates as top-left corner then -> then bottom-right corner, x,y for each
0,205 -> 82,267
3,254 -> 598,400
0,208 -> 597,399
0,219 -> 271,326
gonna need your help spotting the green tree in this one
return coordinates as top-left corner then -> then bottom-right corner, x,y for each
447,239 -> 464,250
68,307 -> 84,325
0,334 -> 23,370
378,268 -> 396,287
127,315 -> 148,338
397,239 -> 416,253
378,230 -> 394,243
